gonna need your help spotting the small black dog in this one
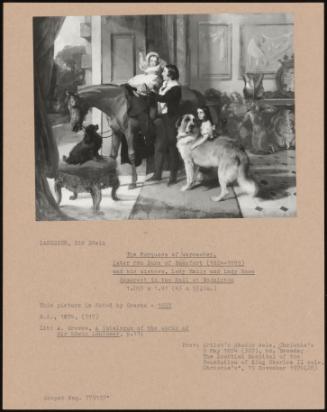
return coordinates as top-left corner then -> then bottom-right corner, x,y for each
63,124 -> 104,165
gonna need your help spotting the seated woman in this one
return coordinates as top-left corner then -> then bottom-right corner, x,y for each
128,51 -> 165,94
191,106 -> 217,150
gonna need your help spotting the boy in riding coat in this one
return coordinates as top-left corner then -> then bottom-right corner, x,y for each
149,64 -> 182,185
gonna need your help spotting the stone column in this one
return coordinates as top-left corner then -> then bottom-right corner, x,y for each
91,17 -> 102,102
80,16 -> 92,85
175,15 -> 188,85
91,16 -> 111,155
89,17 -> 102,144
163,15 -> 176,64
159,15 -> 188,85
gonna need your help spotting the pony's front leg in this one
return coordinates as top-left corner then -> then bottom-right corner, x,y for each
127,119 -> 138,190
109,131 -> 121,160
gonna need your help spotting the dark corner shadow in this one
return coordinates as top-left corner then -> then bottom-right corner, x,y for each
58,205 -> 106,219
255,174 -> 296,201
198,179 -> 219,191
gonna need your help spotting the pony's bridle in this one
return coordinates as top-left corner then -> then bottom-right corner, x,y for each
100,128 -> 113,138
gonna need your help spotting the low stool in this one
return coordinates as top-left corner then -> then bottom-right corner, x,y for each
54,156 -> 119,214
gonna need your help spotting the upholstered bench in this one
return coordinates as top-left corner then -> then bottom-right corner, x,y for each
54,156 -> 119,214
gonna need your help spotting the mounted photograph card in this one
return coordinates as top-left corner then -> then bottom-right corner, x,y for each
3,2 -> 325,410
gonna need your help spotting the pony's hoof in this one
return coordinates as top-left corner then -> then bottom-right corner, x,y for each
93,210 -> 104,215
128,183 -> 137,190
211,196 -> 223,202
181,185 -> 191,192
147,175 -> 162,182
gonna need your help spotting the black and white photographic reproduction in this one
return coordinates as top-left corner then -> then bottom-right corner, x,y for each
34,13 -> 295,221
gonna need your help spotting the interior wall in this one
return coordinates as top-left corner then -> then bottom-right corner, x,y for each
88,13 -> 294,99
188,13 -> 294,94
145,15 -> 188,84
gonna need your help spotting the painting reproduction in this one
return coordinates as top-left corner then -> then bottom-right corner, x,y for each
34,13 -> 296,221
240,23 -> 294,75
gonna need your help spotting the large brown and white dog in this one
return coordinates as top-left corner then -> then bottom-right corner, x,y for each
176,114 -> 258,202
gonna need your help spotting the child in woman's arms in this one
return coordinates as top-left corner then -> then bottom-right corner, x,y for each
128,51 -> 164,94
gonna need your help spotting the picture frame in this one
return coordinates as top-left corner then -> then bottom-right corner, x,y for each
240,23 -> 294,78
197,22 -> 232,80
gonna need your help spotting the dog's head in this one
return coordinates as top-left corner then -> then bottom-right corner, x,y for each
84,124 -> 99,134
176,114 -> 200,136
83,124 -> 101,144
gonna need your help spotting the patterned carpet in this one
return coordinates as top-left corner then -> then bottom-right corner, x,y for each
129,149 -> 296,220
129,171 -> 241,220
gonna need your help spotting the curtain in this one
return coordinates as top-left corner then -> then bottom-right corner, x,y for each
34,17 -> 69,220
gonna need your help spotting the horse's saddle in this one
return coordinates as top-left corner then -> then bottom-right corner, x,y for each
121,83 -> 156,118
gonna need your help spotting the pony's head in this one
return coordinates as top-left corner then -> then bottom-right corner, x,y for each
66,91 -> 87,132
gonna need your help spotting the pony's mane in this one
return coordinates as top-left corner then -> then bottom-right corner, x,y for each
72,83 -> 129,125
77,83 -> 124,99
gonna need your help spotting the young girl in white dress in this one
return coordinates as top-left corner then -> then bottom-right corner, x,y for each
191,106 -> 216,149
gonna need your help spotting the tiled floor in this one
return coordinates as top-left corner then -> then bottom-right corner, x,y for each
49,119 -> 296,220
48,174 -> 146,221
234,149 -> 296,218
129,170 -> 242,220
